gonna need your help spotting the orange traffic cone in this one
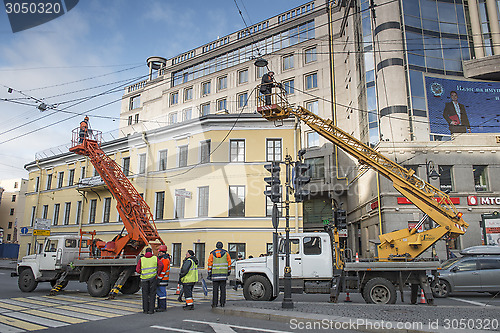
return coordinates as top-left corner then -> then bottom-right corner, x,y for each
175,283 -> 181,295
355,253 -> 359,263
419,289 -> 426,304
344,292 -> 352,302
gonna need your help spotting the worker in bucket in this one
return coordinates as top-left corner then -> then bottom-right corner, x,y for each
78,116 -> 89,143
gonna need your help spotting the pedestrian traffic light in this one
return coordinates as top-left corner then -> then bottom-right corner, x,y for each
335,209 -> 347,229
264,162 -> 281,203
293,161 -> 310,202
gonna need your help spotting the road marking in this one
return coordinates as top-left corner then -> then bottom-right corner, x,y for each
3,311 -> 67,328
22,309 -> 87,324
0,302 -> 25,312
0,322 -> 25,333
0,315 -> 45,331
47,307 -> 106,321
28,296 -> 77,306
184,319 -> 292,333
449,297 -> 493,307
69,302 -> 135,315
94,301 -> 142,312
47,295 -> 88,302
56,305 -> 119,318
12,297 -> 54,306
0,299 -> 41,309
151,326 -> 203,333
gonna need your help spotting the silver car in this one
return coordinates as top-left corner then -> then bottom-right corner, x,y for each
431,246 -> 500,298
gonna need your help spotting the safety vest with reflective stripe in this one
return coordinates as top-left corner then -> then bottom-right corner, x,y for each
157,256 -> 170,286
140,256 -> 157,280
211,250 -> 230,281
181,258 -> 198,284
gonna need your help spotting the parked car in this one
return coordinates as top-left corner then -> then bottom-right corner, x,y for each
431,246 -> 500,298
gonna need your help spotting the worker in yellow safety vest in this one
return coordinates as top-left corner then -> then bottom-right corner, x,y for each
156,245 -> 170,312
179,250 -> 198,310
136,248 -> 163,314
207,241 -> 231,308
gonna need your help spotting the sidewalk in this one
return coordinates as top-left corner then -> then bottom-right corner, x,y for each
215,298 -> 500,333
0,258 -> 17,271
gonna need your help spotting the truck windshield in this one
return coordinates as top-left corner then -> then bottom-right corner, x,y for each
279,239 -> 300,254
44,240 -> 58,252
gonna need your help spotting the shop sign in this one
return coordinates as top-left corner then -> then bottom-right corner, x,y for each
468,195 -> 500,206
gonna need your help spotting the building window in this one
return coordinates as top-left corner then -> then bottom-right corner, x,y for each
103,198 -> 111,223
305,157 -> 325,179
202,81 -> 211,95
14,182 -> 18,189
175,190 -> 186,219
230,140 -> 245,162
439,165 -> 453,192
178,145 -> 188,167
57,172 -> 64,188
42,205 -> 48,219
194,243 -> 205,268
128,116 -> 132,125
237,92 -> 247,108
53,203 -> 60,226
182,108 -> 192,121
63,202 -> 71,225
139,153 -> 146,174
7,234 -> 11,241
89,199 -> 97,224
170,91 -> 179,105
200,140 -> 211,163
229,243 -> 246,261
155,191 -> 165,220
8,222 -> 13,229
172,243 -> 182,267
129,95 -> 140,110
46,173 -> 52,190
198,186 -> 209,217
283,79 -> 294,95
217,98 -> 227,112
169,112 -> 178,125
30,206 -> 36,227
35,176 -> 40,192
305,47 -> 317,63
134,113 -> 139,124
76,201 -> 82,225
306,100 -> 319,114
238,69 -> 248,84
122,157 -> 130,177
184,87 -> 193,101
201,103 -> 210,116
305,73 -> 318,89
307,132 -> 320,148
229,186 -> 245,216
9,208 -> 14,215
80,166 -> 86,180
11,195 -> 16,202
282,54 -> 294,70
218,76 -> 227,90
256,66 -> 266,78
473,165 -> 488,192
68,169 -> 75,186
159,150 -> 168,171
266,139 -> 282,162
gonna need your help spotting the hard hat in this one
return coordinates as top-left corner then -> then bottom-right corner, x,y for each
159,245 -> 167,252
216,241 -> 223,249
84,116 -> 89,121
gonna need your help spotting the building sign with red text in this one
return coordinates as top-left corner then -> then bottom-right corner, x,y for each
468,196 -> 500,206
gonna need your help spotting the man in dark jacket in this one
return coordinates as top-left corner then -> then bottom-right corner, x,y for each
179,250 -> 198,310
136,248 -> 163,314
260,71 -> 276,105
207,241 -> 232,308
443,91 -> 471,134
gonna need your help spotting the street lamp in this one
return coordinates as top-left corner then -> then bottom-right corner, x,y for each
425,160 -> 440,259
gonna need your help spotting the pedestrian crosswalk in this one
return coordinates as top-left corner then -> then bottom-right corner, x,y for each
0,286 -> 243,332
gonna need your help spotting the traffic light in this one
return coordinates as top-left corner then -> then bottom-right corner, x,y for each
335,209 -> 347,229
264,162 -> 281,203
294,161 -> 310,202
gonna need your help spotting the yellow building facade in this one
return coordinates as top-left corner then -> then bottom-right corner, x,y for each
21,115 -> 301,267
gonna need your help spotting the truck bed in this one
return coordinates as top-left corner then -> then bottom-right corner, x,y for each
343,261 -> 440,271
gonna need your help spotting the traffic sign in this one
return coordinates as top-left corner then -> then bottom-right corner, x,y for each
33,230 -> 50,236
20,227 -> 28,235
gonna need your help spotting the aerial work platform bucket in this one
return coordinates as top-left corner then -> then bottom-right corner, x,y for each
256,84 -> 292,122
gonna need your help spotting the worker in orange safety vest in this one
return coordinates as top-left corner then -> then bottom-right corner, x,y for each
156,245 -> 171,312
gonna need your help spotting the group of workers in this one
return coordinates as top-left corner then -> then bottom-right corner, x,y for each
136,241 -> 232,313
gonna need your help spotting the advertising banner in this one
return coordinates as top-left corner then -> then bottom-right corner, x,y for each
425,76 -> 500,136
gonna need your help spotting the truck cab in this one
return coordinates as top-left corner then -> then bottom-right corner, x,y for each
235,232 -> 334,301
17,235 -> 89,292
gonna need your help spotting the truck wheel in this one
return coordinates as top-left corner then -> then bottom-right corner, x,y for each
362,278 -> 397,304
431,279 -> 450,298
121,276 -> 141,294
18,269 -> 38,292
243,275 -> 272,301
50,280 -> 69,290
87,271 -> 111,297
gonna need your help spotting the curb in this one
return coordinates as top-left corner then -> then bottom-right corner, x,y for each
212,306 -> 494,333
